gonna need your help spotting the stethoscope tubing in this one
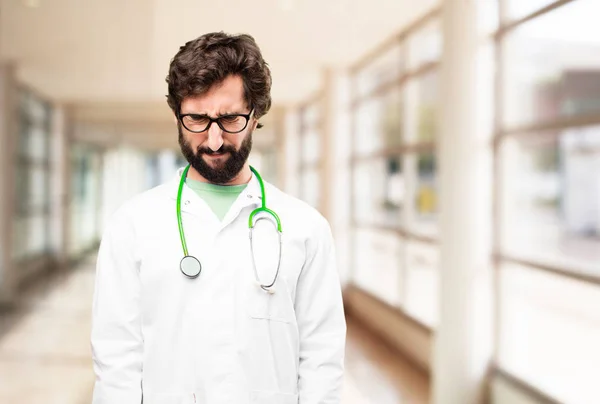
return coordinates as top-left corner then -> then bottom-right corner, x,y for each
176,165 -> 282,291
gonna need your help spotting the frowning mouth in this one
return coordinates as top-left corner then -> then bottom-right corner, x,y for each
203,151 -> 229,159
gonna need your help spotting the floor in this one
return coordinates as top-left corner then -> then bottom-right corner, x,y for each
0,256 -> 429,404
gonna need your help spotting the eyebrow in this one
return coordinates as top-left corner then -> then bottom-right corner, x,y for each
182,111 -> 246,116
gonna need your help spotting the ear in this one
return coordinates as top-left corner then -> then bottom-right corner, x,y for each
172,111 -> 178,124
251,118 -> 259,131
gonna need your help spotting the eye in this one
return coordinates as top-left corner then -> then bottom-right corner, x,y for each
186,114 -> 209,124
220,115 -> 243,124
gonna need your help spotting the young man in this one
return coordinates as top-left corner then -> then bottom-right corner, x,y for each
91,32 -> 346,404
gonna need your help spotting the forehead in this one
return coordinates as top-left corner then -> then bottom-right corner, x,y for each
180,75 -> 247,114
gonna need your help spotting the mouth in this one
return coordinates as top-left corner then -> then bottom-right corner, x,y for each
203,151 -> 229,159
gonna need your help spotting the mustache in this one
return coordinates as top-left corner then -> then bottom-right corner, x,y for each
197,145 -> 236,155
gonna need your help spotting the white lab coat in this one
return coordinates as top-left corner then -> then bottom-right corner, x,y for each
90,168 -> 346,404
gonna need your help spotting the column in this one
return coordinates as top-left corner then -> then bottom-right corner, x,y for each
322,67 -> 352,283
0,63 -> 18,304
320,68 -> 334,221
271,106 -> 286,189
283,107 -> 300,198
50,105 -> 71,271
433,1 -> 494,403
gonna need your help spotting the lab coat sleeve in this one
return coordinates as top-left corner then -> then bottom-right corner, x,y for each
295,216 -> 346,404
91,206 -> 143,404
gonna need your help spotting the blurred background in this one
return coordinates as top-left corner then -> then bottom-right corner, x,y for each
0,0 -> 599,403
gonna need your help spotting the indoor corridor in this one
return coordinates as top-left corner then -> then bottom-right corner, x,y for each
0,256 -> 429,404
1,0 -> 599,403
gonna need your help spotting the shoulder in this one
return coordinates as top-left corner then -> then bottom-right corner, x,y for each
263,182 -> 331,235
103,183 -> 171,232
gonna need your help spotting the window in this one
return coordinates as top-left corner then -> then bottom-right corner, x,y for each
504,0 -> 568,22
407,19 -> 442,69
500,128 -> 600,275
502,0 -> 600,128
356,43 -> 404,98
494,1 -> 600,401
298,97 -> 324,211
415,72 -> 439,143
69,144 -> 103,257
12,90 -> 51,261
353,156 -> 404,228
410,152 -> 438,237
404,241 -> 439,327
353,228 -> 403,306
350,10 -> 441,328
354,89 -> 404,156
498,263 -> 600,402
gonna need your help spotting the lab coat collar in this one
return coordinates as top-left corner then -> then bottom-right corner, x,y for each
167,166 -> 264,204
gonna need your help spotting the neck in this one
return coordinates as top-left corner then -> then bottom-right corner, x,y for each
187,163 -> 252,186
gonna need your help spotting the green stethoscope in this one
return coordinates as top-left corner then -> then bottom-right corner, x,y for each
177,165 -> 282,293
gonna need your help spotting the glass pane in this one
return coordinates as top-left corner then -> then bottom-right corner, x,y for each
404,241 -> 439,327
69,204 -> 82,256
29,213 -> 47,255
303,103 -> 320,130
301,166 -> 320,209
354,89 -> 403,156
353,228 -> 402,306
15,213 -> 48,258
14,163 -> 28,215
12,217 -> 27,260
478,0 -> 499,35
500,127 -> 600,276
356,43 -> 404,97
14,164 -> 49,215
302,128 -> 321,165
407,19 -> 442,69
17,114 -> 30,158
498,262 -> 600,403
504,0 -> 563,23
355,99 -> 380,157
409,152 -> 438,237
503,0 -> 600,128
382,89 -> 404,148
29,124 -> 48,162
27,94 -> 49,123
416,72 -> 438,143
353,156 -> 404,227
28,165 -> 48,210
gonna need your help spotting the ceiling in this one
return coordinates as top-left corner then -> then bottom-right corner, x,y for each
0,0 -> 437,148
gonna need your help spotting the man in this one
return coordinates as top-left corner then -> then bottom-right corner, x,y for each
91,32 -> 346,404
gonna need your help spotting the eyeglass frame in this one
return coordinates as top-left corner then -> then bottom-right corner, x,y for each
177,108 -> 255,134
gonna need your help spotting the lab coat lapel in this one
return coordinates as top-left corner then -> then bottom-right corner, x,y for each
219,171 -> 263,231
166,167 -> 263,222
167,167 -> 218,218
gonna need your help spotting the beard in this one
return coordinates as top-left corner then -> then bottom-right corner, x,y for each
178,124 -> 253,184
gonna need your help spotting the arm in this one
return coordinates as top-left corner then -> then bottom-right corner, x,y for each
295,216 -> 347,404
91,207 -> 143,403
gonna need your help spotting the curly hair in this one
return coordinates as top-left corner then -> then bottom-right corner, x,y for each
166,32 -> 272,129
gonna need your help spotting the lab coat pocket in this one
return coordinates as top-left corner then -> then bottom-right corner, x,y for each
247,283 -> 292,323
247,280 -> 295,323
249,390 -> 299,404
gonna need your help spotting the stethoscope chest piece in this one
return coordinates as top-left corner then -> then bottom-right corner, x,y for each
180,255 -> 202,279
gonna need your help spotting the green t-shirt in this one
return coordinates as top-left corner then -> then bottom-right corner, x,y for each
186,178 -> 248,221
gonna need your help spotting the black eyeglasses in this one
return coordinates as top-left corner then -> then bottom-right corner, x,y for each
178,109 -> 254,134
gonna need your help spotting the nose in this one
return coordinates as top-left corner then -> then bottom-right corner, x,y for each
206,121 -> 224,152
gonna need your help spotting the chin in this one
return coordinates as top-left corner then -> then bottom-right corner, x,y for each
204,155 -> 228,168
